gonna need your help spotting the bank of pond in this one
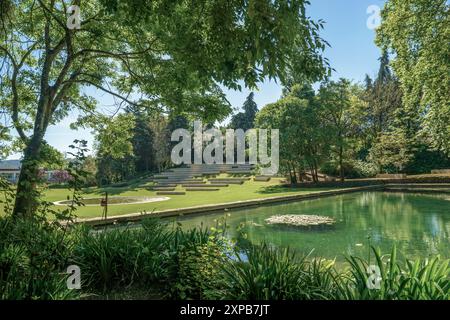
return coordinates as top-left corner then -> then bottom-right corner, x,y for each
0,191 -> 448,300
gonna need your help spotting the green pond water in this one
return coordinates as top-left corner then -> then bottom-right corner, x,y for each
177,191 -> 450,263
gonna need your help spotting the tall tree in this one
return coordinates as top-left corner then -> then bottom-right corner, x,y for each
368,129 -> 413,173
150,114 -> 170,172
318,79 -> 356,181
95,114 -> 135,185
376,0 -> 450,154
256,84 -> 329,183
0,0 -> 329,218
230,92 -> 258,131
364,52 -> 403,138
126,106 -> 156,173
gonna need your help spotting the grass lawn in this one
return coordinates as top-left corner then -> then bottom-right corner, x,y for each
1,175 -> 345,219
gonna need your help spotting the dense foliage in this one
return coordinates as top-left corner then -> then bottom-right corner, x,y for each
256,45 -> 449,182
0,0 -> 329,217
229,93 -> 259,131
256,79 -> 368,181
1,168 -> 448,300
376,0 -> 450,155
0,209 -> 448,300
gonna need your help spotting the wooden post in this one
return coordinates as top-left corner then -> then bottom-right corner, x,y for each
104,191 -> 108,219
101,191 -> 108,220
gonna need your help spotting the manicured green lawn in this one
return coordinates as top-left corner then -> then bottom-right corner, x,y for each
1,175 -> 342,219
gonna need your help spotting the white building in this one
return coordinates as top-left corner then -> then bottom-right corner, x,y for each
0,160 -> 21,183
0,160 -> 64,183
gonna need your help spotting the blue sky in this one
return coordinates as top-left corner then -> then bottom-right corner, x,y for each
9,0 -> 386,159
223,0 -> 386,108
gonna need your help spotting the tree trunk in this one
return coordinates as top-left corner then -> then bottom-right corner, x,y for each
339,145 -> 344,182
314,162 -> 319,182
11,22 -> 74,218
307,161 -> 315,183
13,131 -> 46,218
297,166 -> 303,182
312,157 -> 319,182
286,162 -> 293,185
13,85 -> 52,218
291,164 -> 298,185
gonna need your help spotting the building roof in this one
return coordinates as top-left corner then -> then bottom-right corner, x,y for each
0,159 -> 21,170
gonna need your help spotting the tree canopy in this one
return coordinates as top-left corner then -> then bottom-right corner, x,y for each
229,92 -> 258,131
0,0 -> 329,217
376,0 -> 450,154
256,82 -> 331,183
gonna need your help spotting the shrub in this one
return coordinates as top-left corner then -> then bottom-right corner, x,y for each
1,212 -> 448,300
217,244 -> 340,300
162,224 -> 225,299
320,160 -> 378,178
49,170 -> 73,184
351,160 -> 378,178
341,246 -> 450,300
210,242 -> 449,300
0,217 -> 79,300
71,218 -> 222,298
169,239 -> 226,299
73,218 -> 171,291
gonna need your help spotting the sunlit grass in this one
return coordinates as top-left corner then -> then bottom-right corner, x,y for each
0,176 -> 345,219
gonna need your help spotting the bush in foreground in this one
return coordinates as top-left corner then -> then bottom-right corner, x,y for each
0,216 -> 448,300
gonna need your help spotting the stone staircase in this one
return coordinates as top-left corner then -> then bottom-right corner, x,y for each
152,163 -> 255,184
151,164 -> 256,195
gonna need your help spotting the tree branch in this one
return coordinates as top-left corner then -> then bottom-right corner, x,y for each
37,0 -> 66,30
11,68 -> 28,142
52,70 -> 81,111
74,79 -> 140,107
0,42 -> 37,142
75,47 -> 155,60
0,45 -> 16,67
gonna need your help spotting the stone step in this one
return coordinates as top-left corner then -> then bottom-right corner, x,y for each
188,164 -> 254,166
178,180 -> 205,184
208,177 -> 248,181
254,176 -> 271,182
181,183 -> 228,187
159,173 -> 194,176
228,171 -> 253,175
166,167 -> 253,172
187,168 -> 253,171
186,188 -> 220,191
431,169 -> 450,174
208,180 -> 244,184
151,187 -> 176,191
156,174 -> 193,177
154,183 -> 178,187
163,177 -> 195,180
161,171 -> 219,177
376,173 -> 407,179
156,191 -> 186,195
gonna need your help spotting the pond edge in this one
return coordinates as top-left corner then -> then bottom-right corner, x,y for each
74,184 -> 386,227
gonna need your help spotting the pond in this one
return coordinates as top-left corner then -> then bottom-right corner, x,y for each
177,191 -> 450,263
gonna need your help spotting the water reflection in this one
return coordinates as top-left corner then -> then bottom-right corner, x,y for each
177,191 -> 450,262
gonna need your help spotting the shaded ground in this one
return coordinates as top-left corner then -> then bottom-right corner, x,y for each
82,286 -> 163,300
